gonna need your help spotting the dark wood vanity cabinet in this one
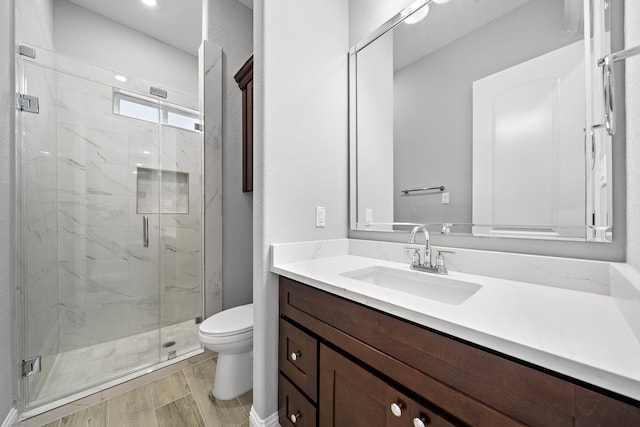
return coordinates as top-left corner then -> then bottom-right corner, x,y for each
234,55 -> 253,192
278,276 -> 640,426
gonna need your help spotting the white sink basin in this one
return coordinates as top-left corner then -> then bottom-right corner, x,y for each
341,266 -> 481,305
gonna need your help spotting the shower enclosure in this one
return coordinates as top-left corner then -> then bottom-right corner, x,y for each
16,46 -> 204,412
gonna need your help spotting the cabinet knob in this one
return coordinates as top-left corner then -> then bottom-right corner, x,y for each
289,411 -> 301,423
413,416 -> 430,427
390,402 -> 403,417
290,351 -> 301,361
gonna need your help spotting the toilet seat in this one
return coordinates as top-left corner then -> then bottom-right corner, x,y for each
200,303 -> 253,337
198,329 -> 253,347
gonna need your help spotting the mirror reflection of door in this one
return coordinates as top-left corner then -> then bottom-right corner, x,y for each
472,40 -> 586,238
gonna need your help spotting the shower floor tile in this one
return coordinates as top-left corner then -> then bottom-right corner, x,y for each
34,320 -> 201,405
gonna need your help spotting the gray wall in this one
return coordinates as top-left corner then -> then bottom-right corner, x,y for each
350,0 -> 626,263
205,0 -> 254,309
627,0 -> 640,270
0,0 -> 15,421
393,0 -> 579,224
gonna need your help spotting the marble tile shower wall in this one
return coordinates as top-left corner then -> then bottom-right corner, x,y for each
20,61 -> 60,402
54,70 -> 202,352
158,126 -> 203,329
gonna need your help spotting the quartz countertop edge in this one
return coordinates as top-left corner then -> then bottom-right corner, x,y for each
271,244 -> 640,403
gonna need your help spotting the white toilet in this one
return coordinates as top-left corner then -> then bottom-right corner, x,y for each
198,303 -> 253,400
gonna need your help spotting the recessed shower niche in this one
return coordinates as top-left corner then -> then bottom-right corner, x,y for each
137,167 -> 190,214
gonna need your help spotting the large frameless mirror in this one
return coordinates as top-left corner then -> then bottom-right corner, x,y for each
349,0 -> 620,242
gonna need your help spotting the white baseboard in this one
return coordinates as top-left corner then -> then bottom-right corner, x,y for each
249,406 -> 280,427
1,408 -> 18,427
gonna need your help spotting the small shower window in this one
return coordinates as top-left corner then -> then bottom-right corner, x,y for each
166,109 -> 199,131
117,95 -> 160,123
113,89 -> 201,132
113,90 -> 160,124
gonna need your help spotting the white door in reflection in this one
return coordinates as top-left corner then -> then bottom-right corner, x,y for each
472,39 -> 586,238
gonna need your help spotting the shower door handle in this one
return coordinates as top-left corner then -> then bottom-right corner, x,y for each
143,216 -> 149,247
601,54 -> 615,136
596,45 -> 640,137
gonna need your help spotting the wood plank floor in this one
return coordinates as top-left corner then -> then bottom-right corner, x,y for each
30,355 -> 251,427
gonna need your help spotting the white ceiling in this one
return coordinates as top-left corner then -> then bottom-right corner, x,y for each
393,0 -> 531,70
66,0 -> 253,56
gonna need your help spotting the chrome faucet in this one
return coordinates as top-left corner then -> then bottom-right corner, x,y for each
406,225 -> 454,274
408,225 -> 431,269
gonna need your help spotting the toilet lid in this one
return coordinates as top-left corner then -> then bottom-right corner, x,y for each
200,303 -> 253,337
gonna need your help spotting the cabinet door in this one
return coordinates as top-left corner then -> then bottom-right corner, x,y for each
234,55 -> 253,192
244,78 -> 253,192
575,386 -> 640,426
319,343 -> 410,426
319,344 -> 457,427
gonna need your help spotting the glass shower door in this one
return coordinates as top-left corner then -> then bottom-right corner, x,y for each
131,96 -> 204,360
17,53 -> 164,410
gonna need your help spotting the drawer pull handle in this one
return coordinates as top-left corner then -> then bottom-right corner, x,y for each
413,416 -> 430,427
290,411 -> 301,423
390,402 -> 403,417
290,351 -> 301,361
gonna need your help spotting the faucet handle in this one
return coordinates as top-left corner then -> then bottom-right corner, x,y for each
404,245 -> 423,266
435,250 -> 455,274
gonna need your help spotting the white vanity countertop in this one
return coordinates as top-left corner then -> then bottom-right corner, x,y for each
271,239 -> 640,402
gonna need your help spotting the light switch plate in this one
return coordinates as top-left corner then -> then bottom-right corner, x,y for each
442,192 -> 450,204
316,206 -> 326,227
365,209 -> 373,224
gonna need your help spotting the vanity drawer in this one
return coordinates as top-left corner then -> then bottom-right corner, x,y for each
279,373 -> 317,427
279,318 -> 318,402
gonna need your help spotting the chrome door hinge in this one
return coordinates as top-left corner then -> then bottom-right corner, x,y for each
22,356 -> 41,377
17,93 -> 40,114
18,44 -> 36,59
150,86 -> 167,98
